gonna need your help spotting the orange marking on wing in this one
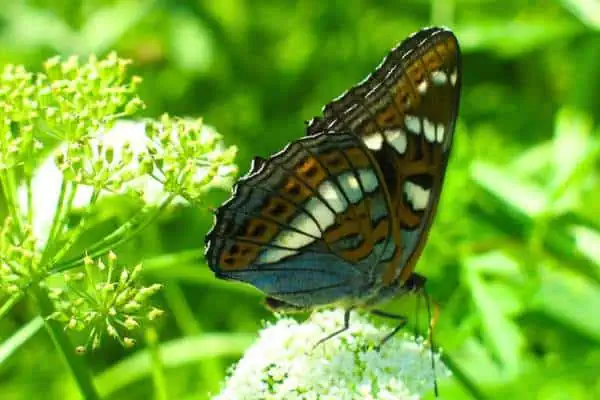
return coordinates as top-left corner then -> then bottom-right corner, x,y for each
282,176 -> 312,203
397,201 -> 421,228
422,48 -> 442,72
361,121 -> 379,136
324,221 -> 359,244
406,62 -> 426,103
375,102 -> 404,127
320,150 -> 352,175
219,241 -> 261,270
435,43 -> 449,62
239,218 -> 279,243
392,77 -> 415,111
343,148 -> 371,168
339,218 -> 390,261
260,197 -> 296,224
443,36 -> 457,54
323,201 -> 369,243
296,157 -> 328,187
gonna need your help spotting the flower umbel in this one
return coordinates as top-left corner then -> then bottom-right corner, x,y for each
143,114 -> 238,202
0,53 -> 236,356
48,251 -> 163,353
215,309 -> 450,400
0,218 -> 41,294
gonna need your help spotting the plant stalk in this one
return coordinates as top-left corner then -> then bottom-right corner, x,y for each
30,283 -> 100,400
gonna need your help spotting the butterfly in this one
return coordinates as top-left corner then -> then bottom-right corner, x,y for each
205,26 -> 461,341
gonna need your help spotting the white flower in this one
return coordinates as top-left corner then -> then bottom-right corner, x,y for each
214,309 -> 450,400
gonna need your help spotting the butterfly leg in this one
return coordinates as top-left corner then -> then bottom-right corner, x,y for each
402,273 -> 440,397
264,297 -> 309,313
312,308 -> 354,349
370,309 -> 408,350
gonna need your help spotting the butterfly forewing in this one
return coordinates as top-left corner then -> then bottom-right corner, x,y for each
307,27 -> 461,285
205,131 -> 399,309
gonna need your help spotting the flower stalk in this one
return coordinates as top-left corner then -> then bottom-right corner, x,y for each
0,52 -> 237,398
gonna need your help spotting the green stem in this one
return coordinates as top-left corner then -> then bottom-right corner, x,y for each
30,284 -> 100,400
43,190 -> 100,269
164,283 -> 223,394
47,194 -> 175,275
145,327 -> 168,400
440,352 -> 486,400
0,292 -> 25,320
0,170 -> 23,236
44,177 -> 69,259
26,174 -> 33,227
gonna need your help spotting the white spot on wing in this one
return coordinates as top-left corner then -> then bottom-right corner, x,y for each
450,68 -> 458,86
318,180 -> 348,213
338,172 -> 362,203
357,169 -> 378,192
362,132 -> 383,150
431,70 -> 447,85
404,181 -> 431,210
272,229 -> 314,249
290,213 -> 321,237
417,79 -> 428,94
436,124 -> 445,143
423,118 -> 436,142
405,115 -> 421,134
304,197 -> 336,230
385,129 -> 407,154
257,248 -> 298,264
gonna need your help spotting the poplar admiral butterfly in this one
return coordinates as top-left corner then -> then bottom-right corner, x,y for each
205,26 -> 461,339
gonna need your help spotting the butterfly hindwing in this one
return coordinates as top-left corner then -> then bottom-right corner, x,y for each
307,27 -> 461,284
205,131 -> 399,308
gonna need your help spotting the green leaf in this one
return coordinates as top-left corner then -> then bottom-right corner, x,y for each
531,265 -> 600,341
95,333 -> 255,397
0,316 -> 43,365
569,225 -> 600,269
458,18 -> 584,56
462,252 -> 525,376
77,0 -> 156,54
471,161 -> 548,218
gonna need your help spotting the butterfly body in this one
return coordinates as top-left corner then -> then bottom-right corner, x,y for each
205,27 -> 461,314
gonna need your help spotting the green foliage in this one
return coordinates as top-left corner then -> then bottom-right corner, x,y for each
0,0 -> 599,399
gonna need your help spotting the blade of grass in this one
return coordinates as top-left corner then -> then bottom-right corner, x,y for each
0,316 -> 43,364
96,332 -> 255,397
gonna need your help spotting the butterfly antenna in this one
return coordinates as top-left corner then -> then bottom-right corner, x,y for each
414,289 -> 421,339
424,288 -> 439,397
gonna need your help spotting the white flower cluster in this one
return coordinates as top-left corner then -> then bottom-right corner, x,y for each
214,309 -> 450,400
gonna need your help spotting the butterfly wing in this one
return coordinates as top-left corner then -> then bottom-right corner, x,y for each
205,131 -> 399,309
307,27 -> 461,285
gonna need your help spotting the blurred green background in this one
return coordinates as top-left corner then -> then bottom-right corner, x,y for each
1,0 -> 599,399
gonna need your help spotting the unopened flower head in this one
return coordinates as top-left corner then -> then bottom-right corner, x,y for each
0,218 -> 42,295
142,114 -> 238,201
215,309 -> 450,400
47,253 -> 163,351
